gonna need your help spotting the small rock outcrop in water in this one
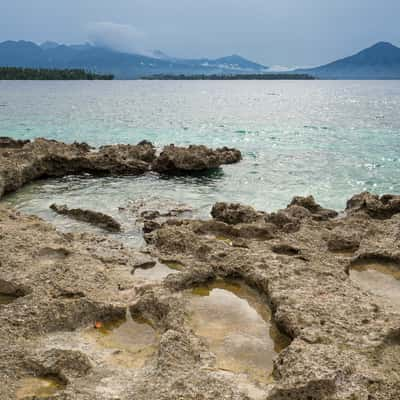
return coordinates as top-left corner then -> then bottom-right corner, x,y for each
99,142 -> 156,163
151,144 -> 242,173
0,138 -> 152,198
0,138 -> 242,199
50,204 -> 121,232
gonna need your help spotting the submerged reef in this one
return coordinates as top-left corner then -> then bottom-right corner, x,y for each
0,138 -> 399,399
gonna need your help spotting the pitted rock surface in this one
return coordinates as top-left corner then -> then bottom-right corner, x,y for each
0,138 -> 151,198
151,144 -> 242,173
0,137 -> 399,399
0,138 -> 242,199
50,203 -> 122,232
147,194 -> 400,399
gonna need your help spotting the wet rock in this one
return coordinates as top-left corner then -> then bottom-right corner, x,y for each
215,146 -> 243,165
50,203 -> 121,232
347,191 -> 400,219
211,202 -> 262,224
0,137 -> 30,148
151,144 -> 242,173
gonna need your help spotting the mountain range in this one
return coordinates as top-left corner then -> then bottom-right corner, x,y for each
297,42 -> 400,79
0,40 -> 267,79
1,40 -> 400,79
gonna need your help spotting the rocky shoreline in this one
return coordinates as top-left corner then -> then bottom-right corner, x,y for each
0,138 -> 241,199
0,138 -> 399,399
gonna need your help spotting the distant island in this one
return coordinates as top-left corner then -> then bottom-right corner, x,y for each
0,67 -> 113,80
1,40 -> 400,79
0,41 -> 268,80
141,73 -> 315,80
296,42 -> 400,79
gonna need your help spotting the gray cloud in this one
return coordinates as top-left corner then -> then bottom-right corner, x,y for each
86,22 -> 145,54
1,0 -> 400,66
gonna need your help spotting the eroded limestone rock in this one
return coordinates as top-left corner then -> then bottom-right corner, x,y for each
211,202 -> 263,224
0,138 -> 242,202
50,203 -> 121,232
151,144 -> 242,173
347,191 -> 400,219
0,138 -> 151,198
1,146 -> 400,400
0,137 -> 30,148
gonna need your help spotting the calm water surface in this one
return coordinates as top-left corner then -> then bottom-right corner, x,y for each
1,81 -> 400,244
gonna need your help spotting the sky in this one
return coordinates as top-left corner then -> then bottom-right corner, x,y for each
1,0 -> 399,67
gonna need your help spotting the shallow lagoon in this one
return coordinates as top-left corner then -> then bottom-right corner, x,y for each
2,80 -> 400,243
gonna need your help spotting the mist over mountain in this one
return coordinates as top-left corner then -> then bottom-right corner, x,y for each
2,40 -> 400,79
0,40 -> 268,79
297,42 -> 400,79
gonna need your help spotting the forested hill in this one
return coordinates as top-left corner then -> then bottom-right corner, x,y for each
0,67 -> 113,80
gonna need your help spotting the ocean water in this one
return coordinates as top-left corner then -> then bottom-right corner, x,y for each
1,80 -> 400,244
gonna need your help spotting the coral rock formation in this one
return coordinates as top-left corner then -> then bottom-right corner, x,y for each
151,144 -> 242,173
1,138 -> 399,399
50,203 -> 122,232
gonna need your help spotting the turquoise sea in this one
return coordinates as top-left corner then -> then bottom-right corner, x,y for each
1,80 -> 400,244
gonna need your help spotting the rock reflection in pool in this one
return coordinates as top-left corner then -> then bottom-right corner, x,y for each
133,262 -> 183,281
85,309 -> 158,368
187,281 -> 290,383
16,377 -> 64,399
350,259 -> 400,307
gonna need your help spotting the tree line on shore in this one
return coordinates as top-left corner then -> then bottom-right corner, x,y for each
0,67 -> 114,80
142,73 -> 315,80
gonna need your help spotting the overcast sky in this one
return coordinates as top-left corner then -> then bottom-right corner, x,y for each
1,0 -> 399,67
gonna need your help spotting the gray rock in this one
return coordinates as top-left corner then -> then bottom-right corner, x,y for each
151,144 -> 241,173
211,202 -> 262,224
50,203 -> 121,232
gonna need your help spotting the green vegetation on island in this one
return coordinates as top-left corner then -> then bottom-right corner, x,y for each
0,67 -> 113,80
141,73 -> 315,80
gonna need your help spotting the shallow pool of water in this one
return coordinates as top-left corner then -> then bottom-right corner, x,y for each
16,377 -> 64,399
3,81 -> 400,248
84,309 -> 158,368
186,281 -> 290,383
350,259 -> 400,308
